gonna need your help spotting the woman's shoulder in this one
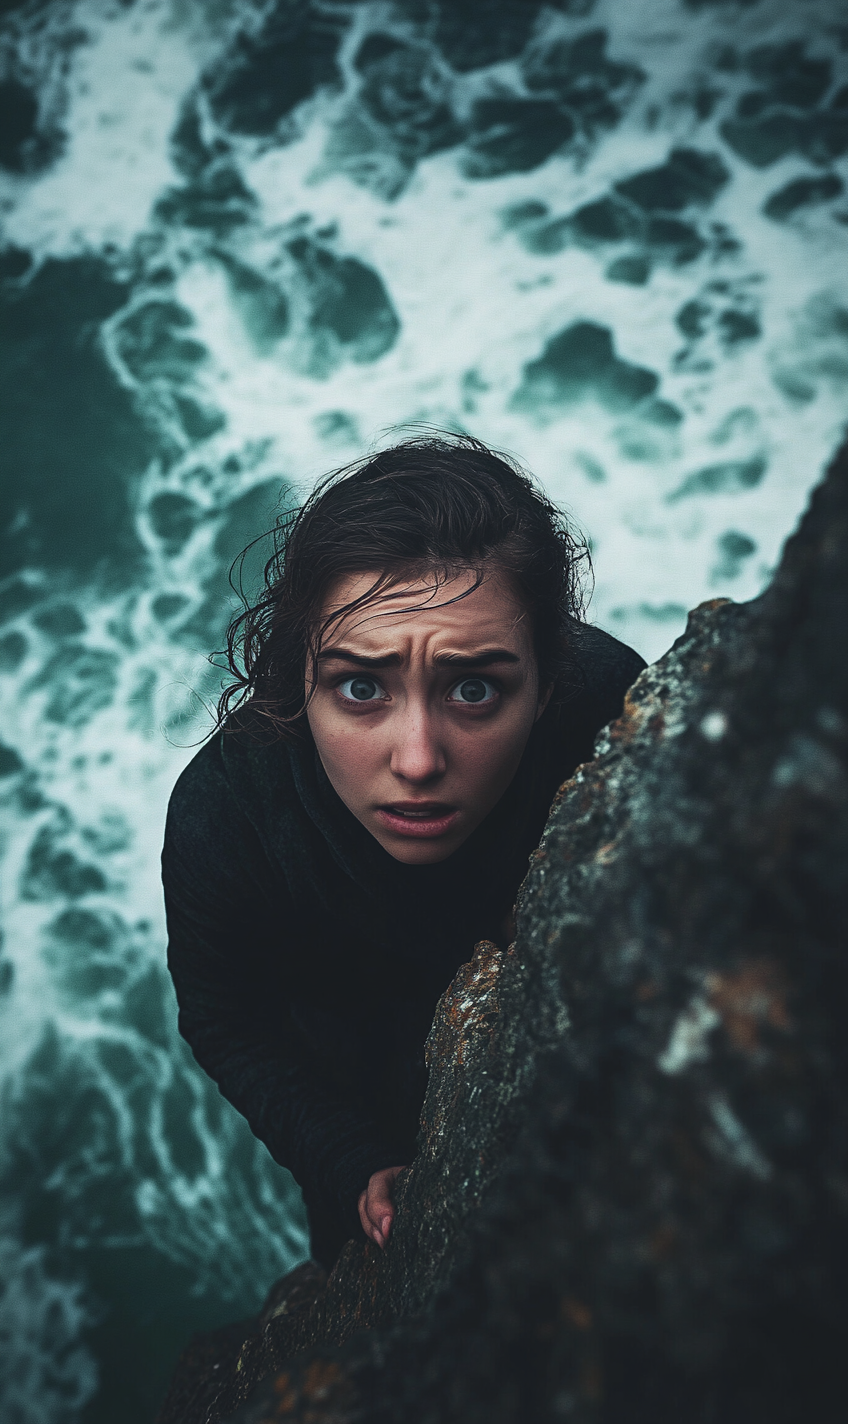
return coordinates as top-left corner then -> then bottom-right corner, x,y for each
162,709 -> 338,919
544,624 -> 646,778
567,623 -> 647,707
165,706 -> 299,851
163,733 -> 246,886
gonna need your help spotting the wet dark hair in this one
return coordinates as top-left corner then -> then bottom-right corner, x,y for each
218,432 -> 591,737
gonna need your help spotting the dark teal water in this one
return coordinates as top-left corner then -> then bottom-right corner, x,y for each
1,2 -> 846,1420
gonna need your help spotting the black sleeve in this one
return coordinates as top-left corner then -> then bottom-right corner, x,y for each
161,738 -> 406,1231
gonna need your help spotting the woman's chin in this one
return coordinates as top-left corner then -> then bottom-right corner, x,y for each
383,841 -> 459,864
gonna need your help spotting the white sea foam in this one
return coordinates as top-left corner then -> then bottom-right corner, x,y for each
0,1219 -> 98,1424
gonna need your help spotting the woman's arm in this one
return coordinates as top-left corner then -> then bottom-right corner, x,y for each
162,741 -> 406,1235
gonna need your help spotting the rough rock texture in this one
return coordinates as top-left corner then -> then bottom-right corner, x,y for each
157,938 -> 552,1423
158,441 -> 847,1424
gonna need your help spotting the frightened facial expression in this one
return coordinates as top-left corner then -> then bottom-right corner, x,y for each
306,569 -> 550,864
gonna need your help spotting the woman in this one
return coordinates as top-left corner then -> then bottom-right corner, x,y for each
162,434 -> 645,1269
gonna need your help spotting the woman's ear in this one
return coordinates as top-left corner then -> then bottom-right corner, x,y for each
535,684 -> 554,722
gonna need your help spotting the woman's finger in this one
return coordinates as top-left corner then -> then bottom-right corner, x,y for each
358,1165 -> 406,1247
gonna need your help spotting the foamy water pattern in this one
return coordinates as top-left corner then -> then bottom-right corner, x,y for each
1,1 -> 846,1418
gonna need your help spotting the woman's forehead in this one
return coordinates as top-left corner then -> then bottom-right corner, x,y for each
321,567 -> 530,647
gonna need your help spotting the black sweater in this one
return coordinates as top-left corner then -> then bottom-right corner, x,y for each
162,624 -> 644,1240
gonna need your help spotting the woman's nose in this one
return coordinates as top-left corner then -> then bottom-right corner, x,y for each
389,709 -> 447,783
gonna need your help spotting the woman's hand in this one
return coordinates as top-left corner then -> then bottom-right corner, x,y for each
357,1165 -> 406,1248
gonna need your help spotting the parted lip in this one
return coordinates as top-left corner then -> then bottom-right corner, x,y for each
374,802 -> 461,837
379,801 -> 456,814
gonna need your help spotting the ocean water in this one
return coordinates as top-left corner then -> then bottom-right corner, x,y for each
0,1 -> 846,1419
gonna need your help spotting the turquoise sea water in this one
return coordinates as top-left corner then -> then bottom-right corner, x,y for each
1,2 -> 846,1420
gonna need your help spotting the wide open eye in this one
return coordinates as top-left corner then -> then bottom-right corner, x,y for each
338,676 -> 385,702
449,677 -> 497,705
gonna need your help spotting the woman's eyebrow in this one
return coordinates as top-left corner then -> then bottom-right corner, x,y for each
318,648 -> 402,667
318,648 -> 521,668
435,649 -> 521,666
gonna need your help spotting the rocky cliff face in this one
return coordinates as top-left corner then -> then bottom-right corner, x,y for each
158,441 -> 847,1424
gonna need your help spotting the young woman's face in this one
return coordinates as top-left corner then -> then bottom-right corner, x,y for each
306,568 -> 551,864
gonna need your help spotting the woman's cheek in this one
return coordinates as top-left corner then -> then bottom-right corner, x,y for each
330,715 -> 386,779
453,724 -> 507,780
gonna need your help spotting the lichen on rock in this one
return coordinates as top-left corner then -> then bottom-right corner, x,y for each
158,440 -> 848,1424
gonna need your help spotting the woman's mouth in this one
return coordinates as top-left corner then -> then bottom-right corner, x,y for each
375,803 -> 460,838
